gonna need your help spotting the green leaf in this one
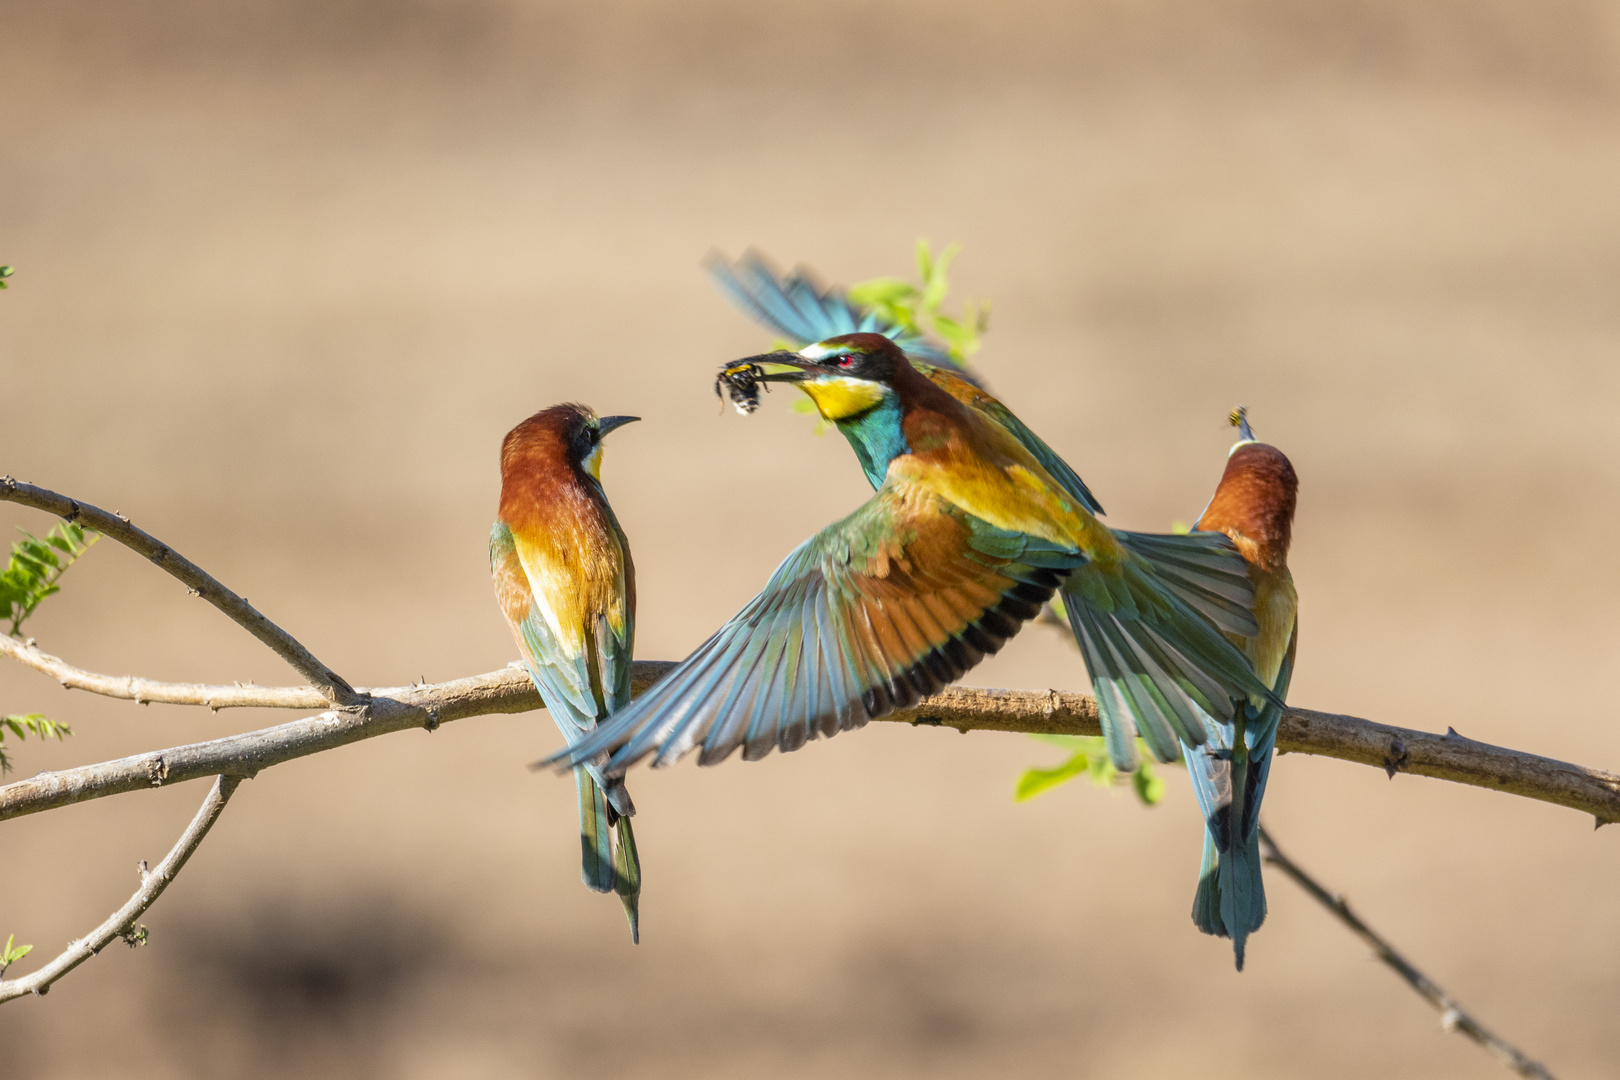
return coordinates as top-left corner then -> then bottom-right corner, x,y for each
921,242 -> 960,313
914,240 -> 934,286
1,933 -> 32,974
846,278 -> 916,307
0,713 -> 74,775
1014,752 -> 1092,801
1028,733 -> 1095,750
1133,761 -> 1166,805
4,520 -> 98,635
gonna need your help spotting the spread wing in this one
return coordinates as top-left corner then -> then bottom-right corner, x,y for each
551,483 -> 1088,774
705,250 -> 965,373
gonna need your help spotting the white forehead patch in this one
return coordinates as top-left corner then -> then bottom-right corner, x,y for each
799,342 -> 838,362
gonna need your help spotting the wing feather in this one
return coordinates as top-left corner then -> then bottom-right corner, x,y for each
552,484 -> 1087,774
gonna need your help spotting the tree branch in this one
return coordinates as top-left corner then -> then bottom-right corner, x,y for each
1260,825 -> 1557,1080
0,774 -> 239,1003
0,635 -> 329,710
2,659 -> 1616,826
0,478 -> 358,706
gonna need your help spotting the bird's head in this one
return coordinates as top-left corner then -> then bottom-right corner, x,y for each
502,403 -> 640,484
734,332 -> 910,422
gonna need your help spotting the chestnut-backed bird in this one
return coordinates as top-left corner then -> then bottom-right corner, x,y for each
551,330 -> 1274,778
1182,407 -> 1298,970
682,252 -> 1272,771
492,404 -> 643,942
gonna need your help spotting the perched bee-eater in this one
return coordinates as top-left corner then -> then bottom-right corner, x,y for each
552,331 -> 1273,778
1182,408 -> 1299,970
692,252 -> 1270,771
491,403 -> 643,942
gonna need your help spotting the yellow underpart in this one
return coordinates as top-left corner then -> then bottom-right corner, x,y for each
797,377 -> 889,421
1248,566 -> 1298,692
513,529 -> 627,657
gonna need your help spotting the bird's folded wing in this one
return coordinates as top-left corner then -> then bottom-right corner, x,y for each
550,486 -> 1086,775
491,521 -> 600,734
705,250 -> 957,368
1181,620 -> 1296,857
917,366 -> 1106,517
1234,623 -> 1295,845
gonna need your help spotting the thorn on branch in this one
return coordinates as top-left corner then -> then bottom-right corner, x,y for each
1260,824 -> 1558,1079
1384,736 -> 1409,779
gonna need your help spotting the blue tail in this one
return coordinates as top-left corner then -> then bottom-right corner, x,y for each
1182,635 -> 1293,969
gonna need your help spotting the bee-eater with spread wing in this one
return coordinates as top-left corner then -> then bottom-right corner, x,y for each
552,332 -> 1274,779
1182,408 -> 1298,970
699,252 -> 1269,772
492,404 -> 643,942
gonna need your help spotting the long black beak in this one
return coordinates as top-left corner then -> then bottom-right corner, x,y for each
597,415 -> 641,437
729,351 -> 818,382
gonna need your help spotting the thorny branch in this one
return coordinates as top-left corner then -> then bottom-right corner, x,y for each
0,635 -> 330,711
2,660 -> 1617,826
1260,826 -> 1557,1080
2,478 -> 1617,1034
0,478 -> 358,706
0,775 -> 239,1003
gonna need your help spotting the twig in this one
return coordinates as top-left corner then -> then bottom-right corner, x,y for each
1259,826 -> 1556,1080
0,635 -> 329,710
0,478 -> 358,706
1,659 -> 1617,825
0,774 -> 239,1003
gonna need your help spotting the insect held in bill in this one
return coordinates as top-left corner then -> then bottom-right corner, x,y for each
714,360 -> 768,415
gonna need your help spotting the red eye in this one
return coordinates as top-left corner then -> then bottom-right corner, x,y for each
837,354 -> 856,368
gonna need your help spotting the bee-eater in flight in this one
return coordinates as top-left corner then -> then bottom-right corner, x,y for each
492,403 -> 643,942
551,325 -> 1273,779
676,252 -> 1272,772
1182,407 -> 1298,969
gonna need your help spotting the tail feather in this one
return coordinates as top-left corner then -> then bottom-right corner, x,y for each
575,767 -> 616,894
1219,834 -> 1266,971
613,815 -> 642,944
1191,831 -> 1223,937
1183,631 -> 1297,968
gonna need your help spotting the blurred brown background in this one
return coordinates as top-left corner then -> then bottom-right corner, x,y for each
3,1 -> 1619,1076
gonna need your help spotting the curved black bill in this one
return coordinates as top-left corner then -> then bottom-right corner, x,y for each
728,351 -> 816,383
597,415 -> 641,437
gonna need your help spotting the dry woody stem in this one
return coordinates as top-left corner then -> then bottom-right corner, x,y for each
1,478 -> 1616,1028
0,478 -> 358,705
1260,826 -> 1557,1080
0,775 -> 239,1002
1,661 -> 1617,827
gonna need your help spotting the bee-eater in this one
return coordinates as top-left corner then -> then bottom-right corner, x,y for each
699,252 -> 1271,771
491,403 -> 643,942
1182,408 -> 1298,970
552,332 -> 1272,778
